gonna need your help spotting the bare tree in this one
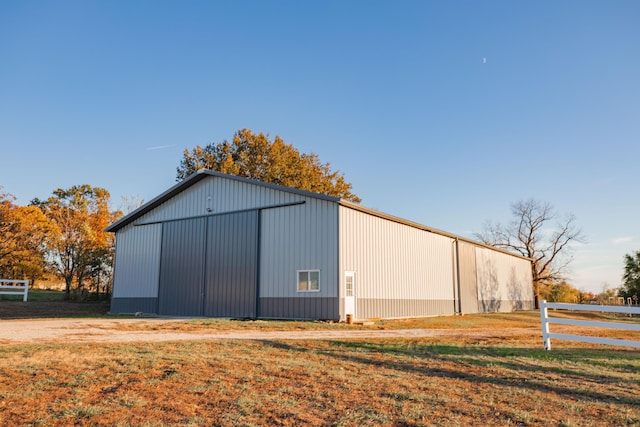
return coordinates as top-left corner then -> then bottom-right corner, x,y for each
119,195 -> 144,215
474,199 -> 585,302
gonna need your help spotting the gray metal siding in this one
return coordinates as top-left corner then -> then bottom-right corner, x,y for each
259,297 -> 339,320
357,299 -> 452,318
458,241 -> 480,314
135,176 -> 305,225
158,218 -> 207,316
475,247 -> 535,312
110,297 -> 158,314
258,199 -> 339,318
338,206 -> 456,320
111,223 -> 162,299
204,211 -> 258,318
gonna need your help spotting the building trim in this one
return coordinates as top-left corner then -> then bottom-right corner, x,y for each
132,201 -> 305,227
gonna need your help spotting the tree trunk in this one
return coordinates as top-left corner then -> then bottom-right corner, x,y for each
65,276 -> 72,300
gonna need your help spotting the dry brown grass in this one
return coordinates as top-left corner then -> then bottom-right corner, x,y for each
98,311 -> 544,333
0,313 -> 638,426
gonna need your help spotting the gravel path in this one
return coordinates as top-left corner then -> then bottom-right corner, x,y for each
0,318 -> 539,344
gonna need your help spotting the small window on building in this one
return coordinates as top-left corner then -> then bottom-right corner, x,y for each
297,270 -> 320,292
345,274 -> 354,297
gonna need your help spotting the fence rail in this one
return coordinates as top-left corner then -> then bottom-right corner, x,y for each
0,279 -> 29,302
540,299 -> 640,350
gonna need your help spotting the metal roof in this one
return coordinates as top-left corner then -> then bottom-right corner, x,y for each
106,169 -> 530,261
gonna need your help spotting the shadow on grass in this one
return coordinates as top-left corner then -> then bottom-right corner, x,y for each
340,340 -> 640,378
257,339 -> 640,407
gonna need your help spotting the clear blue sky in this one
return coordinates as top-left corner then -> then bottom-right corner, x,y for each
1,1 -> 638,293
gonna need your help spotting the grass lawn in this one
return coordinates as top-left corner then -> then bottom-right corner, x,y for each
0,289 -> 66,302
0,313 -> 638,426
0,290 -> 110,319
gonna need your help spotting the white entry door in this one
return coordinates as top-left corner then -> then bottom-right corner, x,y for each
344,271 -> 355,319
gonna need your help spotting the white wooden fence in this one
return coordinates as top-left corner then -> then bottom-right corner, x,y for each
540,299 -> 640,350
0,279 -> 29,302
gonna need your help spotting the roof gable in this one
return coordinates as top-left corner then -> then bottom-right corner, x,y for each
106,170 -> 340,232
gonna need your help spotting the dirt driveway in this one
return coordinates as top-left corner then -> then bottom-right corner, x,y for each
0,317 -> 539,344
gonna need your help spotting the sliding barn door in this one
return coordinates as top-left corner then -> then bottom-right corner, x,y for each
158,218 -> 206,316
204,211 -> 259,318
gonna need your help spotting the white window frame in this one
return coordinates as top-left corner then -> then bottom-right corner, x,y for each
345,272 -> 354,297
297,270 -> 320,292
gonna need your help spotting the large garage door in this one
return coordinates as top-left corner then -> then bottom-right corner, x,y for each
158,218 -> 207,316
158,211 -> 259,317
204,210 -> 258,318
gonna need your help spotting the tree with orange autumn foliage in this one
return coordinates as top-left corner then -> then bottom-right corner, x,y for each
33,185 -> 121,299
0,188 -> 55,282
177,128 -> 361,202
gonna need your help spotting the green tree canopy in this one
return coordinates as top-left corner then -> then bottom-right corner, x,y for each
177,128 -> 361,203
620,250 -> 640,302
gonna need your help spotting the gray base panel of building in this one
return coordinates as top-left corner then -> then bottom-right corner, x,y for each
110,297 -> 340,320
110,298 -> 158,315
259,297 -> 339,320
110,297 -> 535,318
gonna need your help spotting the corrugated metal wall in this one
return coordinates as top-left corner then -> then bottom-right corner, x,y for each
259,199 -> 339,319
135,176 -> 304,225
204,211 -> 258,318
158,218 -> 207,316
458,241 -> 479,314
156,212 -> 260,317
475,247 -> 535,312
110,223 -> 162,314
112,223 -> 162,298
339,206 -> 456,320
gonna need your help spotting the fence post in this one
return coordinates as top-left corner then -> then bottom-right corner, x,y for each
23,280 -> 29,302
540,299 -> 551,350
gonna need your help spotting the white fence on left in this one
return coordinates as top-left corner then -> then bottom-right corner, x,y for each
0,279 -> 29,301
540,299 -> 640,350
